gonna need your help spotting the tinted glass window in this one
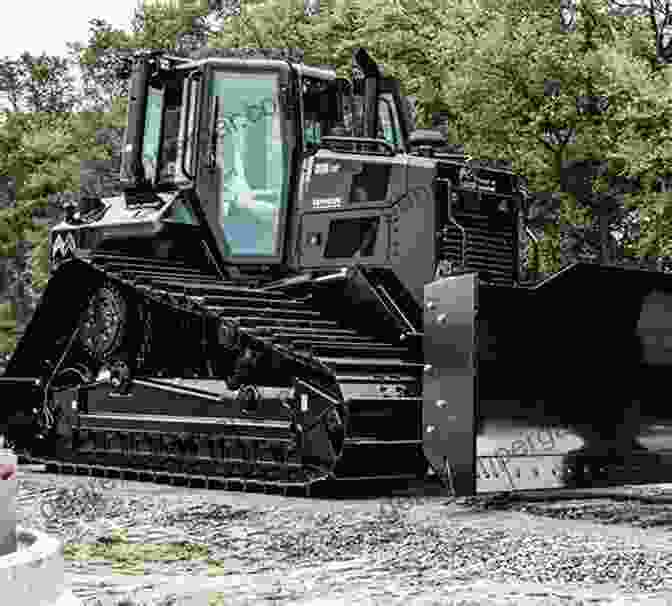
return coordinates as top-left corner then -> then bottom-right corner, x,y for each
211,71 -> 287,256
142,87 -> 163,183
377,98 -> 398,147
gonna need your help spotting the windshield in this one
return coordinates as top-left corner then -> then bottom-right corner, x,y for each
211,71 -> 287,256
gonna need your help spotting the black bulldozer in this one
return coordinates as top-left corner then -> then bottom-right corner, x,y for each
2,46 -> 672,496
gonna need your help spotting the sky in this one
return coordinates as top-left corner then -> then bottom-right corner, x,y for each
0,0 -> 141,61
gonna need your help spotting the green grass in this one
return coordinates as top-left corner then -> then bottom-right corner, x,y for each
66,529 -> 538,606
63,528 -> 227,576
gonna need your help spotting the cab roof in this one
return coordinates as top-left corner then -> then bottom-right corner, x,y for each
176,56 -> 336,81
170,47 -> 336,80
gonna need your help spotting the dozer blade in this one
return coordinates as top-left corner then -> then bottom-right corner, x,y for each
424,265 -> 672,496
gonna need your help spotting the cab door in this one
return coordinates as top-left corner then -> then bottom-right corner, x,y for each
196,63 -> 295,264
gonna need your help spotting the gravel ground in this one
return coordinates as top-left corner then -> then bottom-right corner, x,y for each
498,499 -> 672,529
13,471 -> 672,605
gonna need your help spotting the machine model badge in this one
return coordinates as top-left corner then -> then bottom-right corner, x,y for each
51,232 -> 77,264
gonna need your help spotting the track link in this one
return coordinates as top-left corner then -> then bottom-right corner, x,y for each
25,457 -> 328,497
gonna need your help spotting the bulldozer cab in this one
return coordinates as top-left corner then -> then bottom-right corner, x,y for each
119,48 -> 417,272
121,51 -> 345,266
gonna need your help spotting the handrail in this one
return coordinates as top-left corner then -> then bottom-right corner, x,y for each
436,177 -> 468,272
375,283 -> 417,335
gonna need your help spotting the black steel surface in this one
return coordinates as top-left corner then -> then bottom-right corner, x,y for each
423,273 -> 478,496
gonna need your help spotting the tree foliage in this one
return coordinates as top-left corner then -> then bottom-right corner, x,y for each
0,52 -> 77,113
0,109 -> 123,237
204,0 -> 457,126
66,20 -> 137,112
430,0 -> 672,273
0,50 -> 126,322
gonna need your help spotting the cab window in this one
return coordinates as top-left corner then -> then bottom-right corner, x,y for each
304,118 -> 322,147
142,86 -> 163,183
211,70 -> 287,257
302,77 -> 331,148
377,97 -> 399,148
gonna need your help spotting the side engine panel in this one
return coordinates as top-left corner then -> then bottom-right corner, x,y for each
296,148 -> 438,305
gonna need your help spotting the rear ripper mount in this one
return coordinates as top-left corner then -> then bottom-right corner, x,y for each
2,254 -> 428,495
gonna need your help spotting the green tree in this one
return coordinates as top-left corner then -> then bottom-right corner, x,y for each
0,52 -> 77,113
205,0 -> 459,125
0,107 -> 124,325
0,52 -> 81,327
434,0 -> 672,273
67,19 -> 137,112
66,3 -> 218,111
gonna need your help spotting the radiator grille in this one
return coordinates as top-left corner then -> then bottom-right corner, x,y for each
438,209 -> 517,286
435,161 -> 519,287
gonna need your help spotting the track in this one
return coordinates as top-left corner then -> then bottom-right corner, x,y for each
4,252 -> 428,496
